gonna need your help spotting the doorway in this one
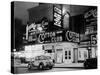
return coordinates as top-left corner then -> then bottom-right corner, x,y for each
64,50 -> 72,64
73,48 -> 78,63
56,49 -> 63,63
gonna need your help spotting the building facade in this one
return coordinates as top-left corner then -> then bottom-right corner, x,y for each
24,3 -> 97,64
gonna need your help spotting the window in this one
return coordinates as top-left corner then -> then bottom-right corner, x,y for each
65,51 -> 67,55
48,50 -> 52,53
65,51 -> 71,59
69,56 -> 71,59
57,49 -> 62,51
35,56 -> 39,60
45,49 -> 52,53
65,51 -> 67,59
79,51 -> 81,58
65,57 -> 67,59
69,51 -> 71,59
69,51 -> 71,55
84,51 -> 87,59
40,56 -> 44,60
46,56 -> 51,59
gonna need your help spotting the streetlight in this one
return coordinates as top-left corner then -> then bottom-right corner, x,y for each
13,49 -> 16,52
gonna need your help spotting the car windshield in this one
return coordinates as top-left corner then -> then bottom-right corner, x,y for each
45,56 -> 51,59
35,55 -> 51,60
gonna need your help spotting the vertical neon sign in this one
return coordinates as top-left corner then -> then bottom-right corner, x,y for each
53,4 -> 62,27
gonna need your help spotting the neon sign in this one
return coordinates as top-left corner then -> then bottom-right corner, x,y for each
66,31 -> 79,42
38,31 -> 63,43
84,9 -> 97,19
53,5 -> 62,27
37,30 -> 79,43
91,35 -> 97,45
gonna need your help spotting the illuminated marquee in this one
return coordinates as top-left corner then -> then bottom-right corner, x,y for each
38,31 -> 63,43
37,30 -> 79,43
66,31 -> 79,42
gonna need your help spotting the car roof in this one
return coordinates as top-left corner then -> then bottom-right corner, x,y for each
36,55 -> 50,57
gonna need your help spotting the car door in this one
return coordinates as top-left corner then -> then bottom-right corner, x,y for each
40,56 -> 47,66
33,56 -> 40,66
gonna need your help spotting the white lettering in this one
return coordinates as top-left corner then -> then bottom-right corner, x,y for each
54,7 -> 61,14
54,6 -> 62,27
54,12 -> 61,27
84,9 -> 97,18
66,31 -> 79,42
28,23 -> 36,31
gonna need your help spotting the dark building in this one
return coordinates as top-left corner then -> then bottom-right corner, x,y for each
70,14 -> 85,34
27,3 -> 71,31
12,18 -> 26,52
28,3 -> 53,23
27,3 -> 97,59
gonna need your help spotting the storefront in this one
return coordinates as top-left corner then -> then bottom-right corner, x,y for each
89,33 -> 97,58
25,3 -> 82,64
35,42 -> 78,64
24,29 -> 79,64
78,7 -> 97,62
24,44 -> 44,61
43,44 -> 55,60
78,33 -> 97,62
78,47 -> 88,62
54,42 -> 78,64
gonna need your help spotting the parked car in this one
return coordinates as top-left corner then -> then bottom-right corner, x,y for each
84,58 -> 97,69
28,55 -> 55,70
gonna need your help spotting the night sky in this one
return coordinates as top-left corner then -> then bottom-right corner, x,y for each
14,1 -> 91,25
14,1 -> 38,25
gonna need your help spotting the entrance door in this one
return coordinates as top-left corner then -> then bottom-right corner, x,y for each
73,48 -> 78,63
64,47 -> 72,64
64,50 -> 72,64
56,49 -> 63,63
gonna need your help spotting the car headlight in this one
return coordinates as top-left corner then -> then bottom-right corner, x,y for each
49,59 -> 53,62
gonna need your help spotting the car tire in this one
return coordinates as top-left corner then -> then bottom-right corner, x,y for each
38,63 -> 44,70
28,64 -> 32,70
49,66 -> 53,69
84,64 -> 88,69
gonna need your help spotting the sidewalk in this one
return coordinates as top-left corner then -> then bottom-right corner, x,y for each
14,63 -> 84,68
14,63 -> 28,68
54,63 -> 84,68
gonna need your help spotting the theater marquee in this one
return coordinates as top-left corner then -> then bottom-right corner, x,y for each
37,30 -> 79,44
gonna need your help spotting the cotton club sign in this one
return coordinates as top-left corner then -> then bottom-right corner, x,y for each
66,31 -> 79,42
37,31 -> 63,43
37,30 -> 79,43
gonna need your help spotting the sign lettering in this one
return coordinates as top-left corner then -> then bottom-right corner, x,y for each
37,30 -> 79,43
66,31 -> 79,42
84,9 -> 97,19
53,5 -> 62,27
38,31 -> 63,43
27,29 -> 79,43
91,35 -> 97,45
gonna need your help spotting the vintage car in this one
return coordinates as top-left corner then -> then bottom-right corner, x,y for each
84,58 -> 97,69
28,55 -> 55,70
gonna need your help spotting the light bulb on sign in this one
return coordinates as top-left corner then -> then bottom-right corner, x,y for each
62,7 -> 66,16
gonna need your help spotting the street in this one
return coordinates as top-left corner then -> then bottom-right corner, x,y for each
14,67 -> 84,74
